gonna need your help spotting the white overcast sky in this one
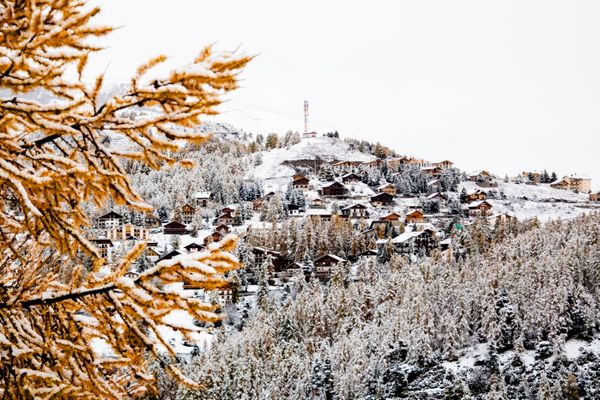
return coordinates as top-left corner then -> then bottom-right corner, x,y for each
89,0 -> 600,189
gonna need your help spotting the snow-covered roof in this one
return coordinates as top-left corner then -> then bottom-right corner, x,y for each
193,191 -> 211,199
391,231 -> 421,243
426,192 -> 446,199
469,200 -> 492,208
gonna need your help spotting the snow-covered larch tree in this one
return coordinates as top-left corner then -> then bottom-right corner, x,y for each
0,0 -> 250,398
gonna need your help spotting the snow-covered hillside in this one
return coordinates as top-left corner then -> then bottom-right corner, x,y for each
247,136 -> 376,192
459,181 -> 597,222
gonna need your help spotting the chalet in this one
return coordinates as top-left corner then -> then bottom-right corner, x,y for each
214,212 -> 235,226
313,254 -> 347,281
331,160 -> 362,174
107,223 -> 150,241
370,192 -> 395,208
341,203 -> 369,219
421,166 -> 442,177
203,231 -> 223,246
90,238 -> 113,258
310,197 -> 327,208
215,224 -> 231,234
163,221 -> 187,235
407,158 -> 429,168
405,209 -> 426,224
303,131 -> 318,139
377,183 -> 397,196
521,172 -> 541,183
361,159 -> 383,169
467,200 -> 493,217
432,160 -> 454,170
341,173 -> 362,184
389,229 -> 438,256
466,189 -> 487,202
306,208 -> 333,221
292,175 -> 310,190
381,212 -> 403,227
287,203 -> 305,216
145,247 -> 161,259
358,249 -> 378,259
551,175 -> 592,193
194,192 -> 212,208
426,192 -> 447,203
385,157 -> 405,171
469,170 -> 492,182
281,261 -> 306,280
96,211 -> 124,230
320,181 -> 349,198
590,191 -> 600,202
184,242 -> 205,253
487,213 -> 517,227
177,204 -> 196,225
251,247 -> 288,273
144,213 -> 162,228
157,250 -> 180,263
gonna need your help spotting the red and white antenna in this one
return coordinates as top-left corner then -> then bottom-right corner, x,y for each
304,100 -> 309,133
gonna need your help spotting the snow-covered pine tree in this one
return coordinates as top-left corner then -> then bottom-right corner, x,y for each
0,0 -> 250,397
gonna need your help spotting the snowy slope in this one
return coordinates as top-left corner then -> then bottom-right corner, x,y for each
247,136 -> 376,192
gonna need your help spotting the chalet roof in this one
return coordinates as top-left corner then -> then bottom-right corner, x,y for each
91,238 -> 113,245
253,246 -> 282,256
434,160 -> 454,164
164,221 -> 186,229
406,209 -> 424,217
216,212 -> 233,219
314,254 -> 347,263
421,166 -> 440,171
469,200 -> 492,208
98,211 -> 123,220
181,203 -> 196,211
426,192 -> 447,200
322,181 -> 347,189
193,191 -> 212,199
377,183 -> 395,190
370,192 -> 394,201
567,174 -> 591,181
391,231 -> 422,244
466,188 -> 485,195
360,249 -> 378,256
307,208 -> 332,216
184,242 -> 205,250
341,173 -> 361,179
157,250 -> 181,262
381,212 -> 401,220
342,203 -> 367,210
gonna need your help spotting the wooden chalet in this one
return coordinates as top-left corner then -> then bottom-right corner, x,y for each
421,166 -> 442,177
96,211 -> 124,230
215,224 -> 231,234
370,192 -> 395,208
361,159 -> 383,169
194,191 -> 212,208
467,200 -> 493,217
90,238 -> 113,258
184,242 -> 205,253
389,229 -> 438,256
313,254 -> 347,281
144,213 -> 162,228
377,183 -> 397,196
331,160 -> 362,174
310,197 -> 327,208
287,203 -> 305,216
405,209 -> 426,224
320,181 -> 349,198
341,173 -> 362,184
380,212 -> 403,227
466,189 -> 487,202
203,231 -> 223,246
590,191 -> 600,202
214,212 -> 235,226
157,250 -> 181,263
426,192 -> 447,203
341,203 -> 369,219
292,175 -> 310,189
163,221 -> 187,235
432,160 -> 454,170
178,204 -> 196,225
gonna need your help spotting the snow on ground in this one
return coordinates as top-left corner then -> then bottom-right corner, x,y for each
460,181 -> 587,202
459,181 -> 599,222
248,136 -> 376,183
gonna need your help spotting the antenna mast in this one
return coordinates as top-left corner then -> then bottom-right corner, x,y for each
304,100 -> 309,133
